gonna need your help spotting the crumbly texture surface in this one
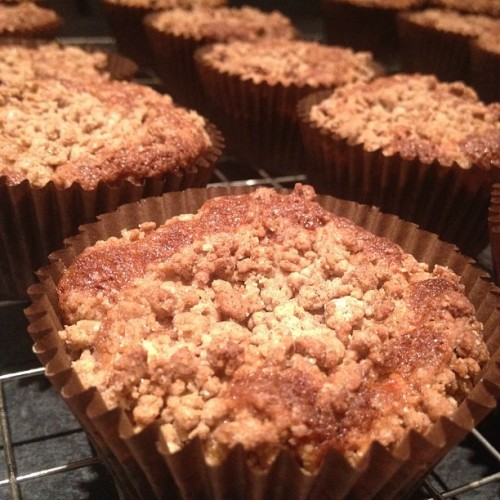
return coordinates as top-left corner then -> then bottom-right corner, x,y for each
431,0 -> 500,17
0,78 -> 212,188
57,185 -> 489,471
401,8 -> 500,37
475,32 -> 500,54
0,3 -> 60,33
325,0 -> 425,8
0,42 -> 109,85
197,40 -> 380,87
309,74 -> 500,169
148,6 -> 297,42
103,0 -> 226,8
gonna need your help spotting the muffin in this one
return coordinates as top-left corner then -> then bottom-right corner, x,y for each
195,39 -> 382,175
26,185 -> 500,499
0,40 -> 137,85
298,73 -> 500,257
469,32 -> 500,103
0,77 -> 223,298
321,0 -> 426,67
143,6 -> 299,110
99,0 -> 227,67
0,2 -> 62,38
397,8 -> 500,82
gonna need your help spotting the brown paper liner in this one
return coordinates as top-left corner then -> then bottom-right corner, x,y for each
143,17 -> 210,112
297,91 -> 491,258
195,48 -> 361,176
0,124 -> 223,300
25,186 -> 500,499
397,12 -> 471,82
489,184 -> 500,285
469,38 -> 500,104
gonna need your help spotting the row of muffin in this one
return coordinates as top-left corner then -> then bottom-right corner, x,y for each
0,2 -> 499,296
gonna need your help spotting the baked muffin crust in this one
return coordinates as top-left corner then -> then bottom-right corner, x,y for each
309,74 -> 500,169
103,0 -> 225,7
147,6 -> 297,42
196,39 -> 380,87
57,185 -> 488,470
0,78 -> 213,188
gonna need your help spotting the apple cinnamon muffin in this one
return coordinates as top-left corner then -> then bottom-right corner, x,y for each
298,73 -> 500,256
52,184 -> 491,497
0,41 -> 137,85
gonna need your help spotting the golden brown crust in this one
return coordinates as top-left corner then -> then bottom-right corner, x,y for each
102,0 -> 226,7
0,78 -> 212,188
57,185 -> 488,471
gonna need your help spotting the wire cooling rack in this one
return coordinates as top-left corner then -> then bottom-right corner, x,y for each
1,164 -> 499,499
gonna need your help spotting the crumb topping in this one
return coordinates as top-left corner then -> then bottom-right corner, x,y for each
401,8 -> 500,37
309,74 -> 500,169
0,3 -> 60,33
147,6 -> 297,42
325,0 -> 425,8
474,31 -> 500,54
196,40 -> 380,87
0,78 -> 212,188
0,42 -> 109,85
57,185 -> 488,471
431,0 -> 500,17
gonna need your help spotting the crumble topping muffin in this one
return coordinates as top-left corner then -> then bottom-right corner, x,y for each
146,6 -> 298,42
0,78 -> 214,189
308,74 -> 500,170
0,2 -> 62,38
0,42 -> 110,85
56,184 -> 489,471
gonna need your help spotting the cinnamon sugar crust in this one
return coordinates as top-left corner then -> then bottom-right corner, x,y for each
309,74 -> 500,169
147,6 -> 297,42
0,78 -> 213,188
57,185 -> 488,470
196,40 -> 380,87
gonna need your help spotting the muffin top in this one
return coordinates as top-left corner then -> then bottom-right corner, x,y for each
0,3 -> 61,34
474,31 -> 500,54
324,0 -> 426,8
0,78 -> 213,188
196,39 -> 381,87
400,8 -> 500,37
57,184 -> 488,470
0,42 -> 110,85
431,0 -> 500,17
308,74 -> 500,169
103,0 -> 226,8
146,6 -> 298,42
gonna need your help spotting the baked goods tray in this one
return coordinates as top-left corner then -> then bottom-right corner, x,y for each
1,162 -> 499,499
0,30 -> 499,499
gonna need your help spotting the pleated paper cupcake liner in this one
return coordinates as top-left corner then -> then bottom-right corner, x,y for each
0,124 -> 223,300
298,91 -> 491,258
25,186 -> 500,500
